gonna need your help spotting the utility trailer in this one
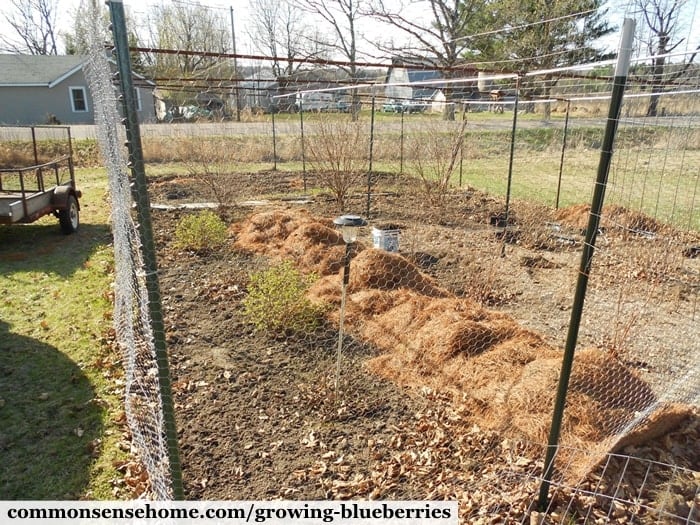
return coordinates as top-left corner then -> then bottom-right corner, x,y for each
0,126 -> 81,234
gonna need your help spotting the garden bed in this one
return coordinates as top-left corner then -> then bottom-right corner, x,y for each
150,171 -> 699,522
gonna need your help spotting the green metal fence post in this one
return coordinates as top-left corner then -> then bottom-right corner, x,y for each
366,95 -> 376,218
537,18 -> 635,512
501,76 -> 520,258
400,109 -> 405,175
299,96 -> 306,192
555,100 -> 571,210
271,109 -> 277,171
107,0 -> 185,500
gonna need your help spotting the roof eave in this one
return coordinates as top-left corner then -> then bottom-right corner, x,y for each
48,62 -> 86,88
0,83 -> 47,88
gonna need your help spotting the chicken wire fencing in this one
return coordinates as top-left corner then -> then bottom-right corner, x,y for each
91,0 -> 700,520
84,7 -> 175,499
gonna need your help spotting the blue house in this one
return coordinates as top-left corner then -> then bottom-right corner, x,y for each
0,54 -> 157,125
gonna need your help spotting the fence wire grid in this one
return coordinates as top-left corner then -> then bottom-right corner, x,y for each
76,3 -> 700,522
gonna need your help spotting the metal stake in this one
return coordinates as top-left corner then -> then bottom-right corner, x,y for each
501,77 -> 520,258
366,95 -> 376,218
108,0 -> 184,500
335,243 -> 351,393
537,18 -> 635,512
555,100 -> 571,209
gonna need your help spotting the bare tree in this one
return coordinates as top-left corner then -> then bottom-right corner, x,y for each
367,0 -> 495,120
146,3 -> 230,77
62,0 -> 102,55
1,0 -> 60,55
292,0 -> 366,120
247,0 -> 321,77
635,0 -> 700,116
141,2 -> 233,111
63,0 -> 146,73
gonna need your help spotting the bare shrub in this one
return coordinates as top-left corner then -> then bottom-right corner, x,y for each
305,118 -> 368,210
181,137 -> 239,206
604,284 -> 655,360
406,119 -> 468,205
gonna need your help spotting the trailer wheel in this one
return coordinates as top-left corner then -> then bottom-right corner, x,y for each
59,195 -> 79,234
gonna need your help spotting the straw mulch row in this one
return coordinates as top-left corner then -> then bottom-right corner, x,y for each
232,209 -> 694,476
553,203 -> 668,234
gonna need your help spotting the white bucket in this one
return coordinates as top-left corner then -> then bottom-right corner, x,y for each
372,227 -> 400,252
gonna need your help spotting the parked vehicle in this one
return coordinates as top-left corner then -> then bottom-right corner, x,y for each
333,99 -> 352,113
382,99 -> 429,113
382,99 -> 405,113
295,93 -> 334,112
404,100 -> 429,113
164,105 -> 217,122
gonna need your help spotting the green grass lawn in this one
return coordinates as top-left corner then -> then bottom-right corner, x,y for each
0,168 -> 128,499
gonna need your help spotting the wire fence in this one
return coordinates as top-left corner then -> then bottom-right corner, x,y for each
131,91 -> 699,227
80,2 -> 700,520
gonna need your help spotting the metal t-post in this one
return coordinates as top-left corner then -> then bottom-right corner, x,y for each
555,100 -> 571,209
537,18 -> 635,512
335,242 -> 351,393
366,95 -> 376,218
299,97 -> 306,191
400,109 -> 405,174
108,0 -> 184,500
271,110 -> 277,171
460,103 -> 466,187
31,127 -> 39,165
501,77 -> 520,258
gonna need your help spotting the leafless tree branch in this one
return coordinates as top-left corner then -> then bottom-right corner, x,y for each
1,0 -> 59,55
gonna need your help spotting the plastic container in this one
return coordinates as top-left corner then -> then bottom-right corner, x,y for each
372,226 -> 400,252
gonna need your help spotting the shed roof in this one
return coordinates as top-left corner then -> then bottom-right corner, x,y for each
407,69 -> 443,84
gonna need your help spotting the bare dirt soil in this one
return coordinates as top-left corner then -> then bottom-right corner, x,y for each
149,170 -> 699,523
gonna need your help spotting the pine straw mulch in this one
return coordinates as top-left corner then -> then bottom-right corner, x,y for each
144,199 -> 700,523
553,204 -> 669,236
231,208 -> 696,485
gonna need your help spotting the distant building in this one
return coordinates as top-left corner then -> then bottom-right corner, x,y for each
239,68 -> 358,113
0,54 -> 157,125
385,58 -> 479,111
240,74 -> 281,113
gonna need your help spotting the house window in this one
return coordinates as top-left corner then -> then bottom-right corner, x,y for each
70,87 -> 88,112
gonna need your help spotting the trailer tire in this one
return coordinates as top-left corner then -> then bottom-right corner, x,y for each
59,195 -> 79,234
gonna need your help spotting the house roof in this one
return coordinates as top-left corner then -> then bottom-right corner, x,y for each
0,54 -> 87,88
0,54 -> 156,88
407,69 -> 443,84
